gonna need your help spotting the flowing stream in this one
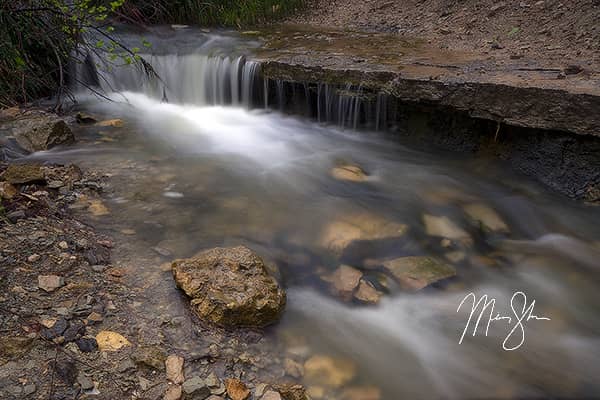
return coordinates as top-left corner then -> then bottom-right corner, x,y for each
35,27 -> 600,398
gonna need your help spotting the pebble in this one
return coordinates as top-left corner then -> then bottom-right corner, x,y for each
58,241 -> 69,249
164,385 -> 182,400
95,330 -> 131,352
87,311 -> 103,323
75,337 -> 98,352
77,373 -> 94,390
47,180 -> 65,189
262,391 -> 282,400
254,383 -> 269,398
182,376 -> 211,398
38,275 -> 65,292
225,379 -> 250,400
23,384 -> 36,396
27,254 -> 41,263
91,264 -> 108,272
63,321 -> 85,342
139,376 -> 152,391
166,354 -> 185,384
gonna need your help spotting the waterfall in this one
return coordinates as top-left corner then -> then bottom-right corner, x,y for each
75,52 -> 263,108
263,78 -> 395,131
73,34 -> 394,131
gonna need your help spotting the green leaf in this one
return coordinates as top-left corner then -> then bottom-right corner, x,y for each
507,27 -> 520,37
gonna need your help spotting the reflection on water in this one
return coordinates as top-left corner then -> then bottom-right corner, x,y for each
39,28 -> 600,398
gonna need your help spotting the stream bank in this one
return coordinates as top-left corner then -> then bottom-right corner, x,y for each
0,110 -> 309,400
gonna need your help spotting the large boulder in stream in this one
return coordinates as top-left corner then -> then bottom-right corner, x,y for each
2,111 -> 74,153
172,246 -> 286,328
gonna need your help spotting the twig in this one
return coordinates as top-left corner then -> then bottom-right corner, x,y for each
494,121 -> 501,142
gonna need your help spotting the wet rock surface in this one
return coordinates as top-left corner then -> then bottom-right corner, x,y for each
172,246 -> 286,328
0,110 -> 74,153
382,256 -> 457,290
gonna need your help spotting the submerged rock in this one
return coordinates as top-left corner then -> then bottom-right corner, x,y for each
88,199 -> 110,216
96,118 -> 124,127
382,256 -> 456,290
340,386 -> 381,400
353,279 -> 383,304
319,213 -> 408,256
462,203 -> 509,233
5,111 -> 74,152
422,214 -> 471,243
330,265 -> 363,301
76,112 -> 98,124
303,355 -> 357,388
330,164 -> 368,182
172,246 -> 286,328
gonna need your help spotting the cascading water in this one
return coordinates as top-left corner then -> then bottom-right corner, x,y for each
58,27 -> 600,399
74,28 -> 391,130
77,52 -> 262,108
73,28 -> 264,109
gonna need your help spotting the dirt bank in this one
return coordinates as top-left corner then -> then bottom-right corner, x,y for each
290,0 -> 600,71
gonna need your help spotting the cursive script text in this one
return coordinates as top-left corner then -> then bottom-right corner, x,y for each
457,291 -> 551,351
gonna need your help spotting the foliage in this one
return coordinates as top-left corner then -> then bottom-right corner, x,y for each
0,1 -> 148,107
0,1 -> 304,106
122,0 -> 304,27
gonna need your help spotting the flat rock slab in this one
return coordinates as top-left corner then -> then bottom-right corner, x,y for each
382,256 -> 456,290
1,164 -> 45,184
172,246 -> 286,328
253,26 -> 600,137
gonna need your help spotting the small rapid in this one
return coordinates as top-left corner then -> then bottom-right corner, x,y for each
62,27 -> 600,399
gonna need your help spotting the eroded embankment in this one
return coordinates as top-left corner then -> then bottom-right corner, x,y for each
251,27 -> 600,202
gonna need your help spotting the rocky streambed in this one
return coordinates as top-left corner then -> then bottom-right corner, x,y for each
1,27 -> 600,399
